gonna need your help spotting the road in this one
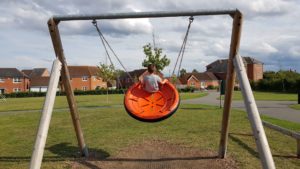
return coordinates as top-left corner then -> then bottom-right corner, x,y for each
182,91 -> 300,123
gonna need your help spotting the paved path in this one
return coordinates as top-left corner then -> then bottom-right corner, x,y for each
182,91 -> 300,123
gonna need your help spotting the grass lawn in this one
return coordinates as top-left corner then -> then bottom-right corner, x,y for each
0,94 -> 299,168
289,104 -> 300,110
0,92 -> 207,112
261,115 -> 300,131
220,91 -> 298,101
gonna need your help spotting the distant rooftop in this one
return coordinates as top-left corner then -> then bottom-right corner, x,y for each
0,68 -> 28,78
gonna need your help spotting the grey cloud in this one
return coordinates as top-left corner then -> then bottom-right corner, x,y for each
1,0 -> 300,73
0,0 -> 153,36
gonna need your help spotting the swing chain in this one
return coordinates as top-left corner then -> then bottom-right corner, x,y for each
172,16 -> 194,77
92,19 -> 134,81
189,16 -> 194,23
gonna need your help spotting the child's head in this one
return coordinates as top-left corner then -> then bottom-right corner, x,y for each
147,64 -> 156,74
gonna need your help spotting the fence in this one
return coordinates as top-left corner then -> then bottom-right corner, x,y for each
0,94 -> 6,102
262,121 -> 300,158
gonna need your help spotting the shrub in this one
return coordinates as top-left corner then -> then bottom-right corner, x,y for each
207,85 -> 216,90
179,86 -> 195,93
4,89 -> 127,98
4,92 -> 46,98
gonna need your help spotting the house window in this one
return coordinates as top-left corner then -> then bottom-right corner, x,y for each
82,76 -> 88,81
0,77 -> 4,83
82,86 -> 87,91
13,88 -> 21,92
190,82 -> 195,86
13,77 -> 21,83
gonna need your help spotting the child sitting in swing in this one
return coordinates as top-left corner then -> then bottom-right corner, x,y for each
142,64 -> 167,93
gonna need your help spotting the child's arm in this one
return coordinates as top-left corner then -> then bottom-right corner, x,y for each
140,77 -> 144,88
158,78 -> 168,90
161,79 -> 168,84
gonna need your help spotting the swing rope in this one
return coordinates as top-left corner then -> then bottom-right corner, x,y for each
93,16 -> 193,83
172,16 -> 194,77
92,20 -> 134,81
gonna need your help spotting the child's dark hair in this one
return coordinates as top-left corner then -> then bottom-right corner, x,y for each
147,64 -> 156,74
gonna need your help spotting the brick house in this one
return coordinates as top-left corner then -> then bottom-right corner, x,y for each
178,74 -> 200,89
29,77 -> 50,92
243,57 -> 264,81
166,76 -> 184,89
192,72 -> 219,88
179,72 -> 219,90
68,66 -> 107,91
206,56 -> 263,81
118,69 -> 164,88
0,68 -> 30,94
22,68 -> 50,78
22,68 -> 50,92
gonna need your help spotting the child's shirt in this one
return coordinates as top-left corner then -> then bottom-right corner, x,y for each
143,74 -> 162,93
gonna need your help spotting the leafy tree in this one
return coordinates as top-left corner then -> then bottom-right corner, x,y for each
277,71 -> 286,91
115,69 -> 125,78
254,70 -> 300,92
97,63 -> 116,103
114,69 -> 125,89
142,43 -> 170,71
97,63 -> 116,83
180,68 -> 187,77
192,69 -> 199,73
170,74 -> 178,85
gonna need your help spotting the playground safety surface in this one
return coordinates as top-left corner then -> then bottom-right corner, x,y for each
71,139 -> 237,169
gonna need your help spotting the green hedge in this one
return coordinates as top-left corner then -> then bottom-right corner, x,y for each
178,86 -> 195,93
249,71 -> 300,93
251,78 -> 300,93
3,92 -> 47,98
4,86 -> 202,98
4,89 -> 126,98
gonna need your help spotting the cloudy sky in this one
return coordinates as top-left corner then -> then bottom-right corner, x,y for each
1,0 -> 299,76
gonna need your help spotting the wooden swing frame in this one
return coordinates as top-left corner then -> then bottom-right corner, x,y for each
30,9 -> 275,169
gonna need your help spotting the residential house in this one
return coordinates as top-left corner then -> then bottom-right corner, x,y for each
22,68 -> 50,78
178,72 -> 219,90
178,74 -> 200,89
0,68 -> 30,94
68,66 -> 107,91
243,57 -> 264,81
29,77 -> 50,92
118,69 -> 163,88
107,80 -> 117,89
206,56 -> 263,81
166,76 -> 184,89
22,68 -> 50,92
192,72 -> 219,88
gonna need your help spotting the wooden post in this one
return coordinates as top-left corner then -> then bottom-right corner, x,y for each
218,10 -> 243,158
48,18 -> 89,157
30,59 -> 62,169
234,55 -> 275,168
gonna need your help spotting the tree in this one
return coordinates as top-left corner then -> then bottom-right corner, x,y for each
114,69 -> 125,89
180,68 -> 187,77
97,63 -> 116,103
192,69 -> 199,73
142,43 -> 170,71
170,74 -> 178,85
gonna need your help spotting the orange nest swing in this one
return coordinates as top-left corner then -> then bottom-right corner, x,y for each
124,81 -> 180,122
